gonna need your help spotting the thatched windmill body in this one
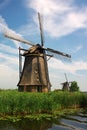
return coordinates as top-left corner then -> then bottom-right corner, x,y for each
4,13 -> 71,92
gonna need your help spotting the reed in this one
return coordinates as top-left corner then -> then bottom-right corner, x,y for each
0,90 -> 86,115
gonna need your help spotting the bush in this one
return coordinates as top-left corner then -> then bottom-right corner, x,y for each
70,81 -> 79,92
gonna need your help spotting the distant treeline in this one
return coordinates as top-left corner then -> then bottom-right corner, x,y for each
0,90 -> 87,116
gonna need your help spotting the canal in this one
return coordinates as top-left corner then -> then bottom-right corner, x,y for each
0,112 -> 87,130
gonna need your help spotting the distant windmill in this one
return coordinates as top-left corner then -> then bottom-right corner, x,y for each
4,13 -> 71,92
61,73 -> 73,91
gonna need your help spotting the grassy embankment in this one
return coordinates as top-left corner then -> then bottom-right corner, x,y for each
0,90 -> 87,120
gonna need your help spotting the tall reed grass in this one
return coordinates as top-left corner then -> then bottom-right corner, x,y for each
0,90 -> 87,115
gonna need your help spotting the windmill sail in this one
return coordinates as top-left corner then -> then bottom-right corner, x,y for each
46,48 -> 71,58
64,73 -> 68,82
45,47 -> 71,62
38,12 -> 44,46
4,33 -> 35,46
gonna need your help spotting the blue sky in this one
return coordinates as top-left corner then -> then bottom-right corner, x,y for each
0,0 -> 87,91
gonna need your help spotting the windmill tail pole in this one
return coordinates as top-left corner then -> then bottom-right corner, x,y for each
4,33 -> 35,46
19,47 -> 22,78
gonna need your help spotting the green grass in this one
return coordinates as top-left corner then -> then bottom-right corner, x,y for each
0,90 -> 87,116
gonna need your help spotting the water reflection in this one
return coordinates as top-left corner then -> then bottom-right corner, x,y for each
61,118 -> 87,130
0,113 -> 87,130
0,119 -> 53,130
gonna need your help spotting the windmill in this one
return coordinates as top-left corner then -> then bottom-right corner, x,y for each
61,73 -> 73,91
4,13 -> 71,92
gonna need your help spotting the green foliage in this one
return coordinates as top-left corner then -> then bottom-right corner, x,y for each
80,92 -> 87,107
0,90 -> 86,116
70,81 -> 79,92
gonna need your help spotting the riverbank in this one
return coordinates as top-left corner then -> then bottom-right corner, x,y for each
0,108 -> 86,122
0,90 -> 87,121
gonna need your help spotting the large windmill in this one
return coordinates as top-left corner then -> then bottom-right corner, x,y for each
4,13 -> 71,92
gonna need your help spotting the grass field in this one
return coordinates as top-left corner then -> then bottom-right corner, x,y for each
0,90 -> 87,116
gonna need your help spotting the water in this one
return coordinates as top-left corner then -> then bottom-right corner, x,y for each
0,113 -> 87,130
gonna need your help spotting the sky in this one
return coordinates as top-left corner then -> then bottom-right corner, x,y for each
0,0 -> 87,91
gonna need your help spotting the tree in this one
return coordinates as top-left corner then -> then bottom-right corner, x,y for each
70,81 -> 79,92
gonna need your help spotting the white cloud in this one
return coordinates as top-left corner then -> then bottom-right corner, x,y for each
0,16 -> 8,32
27,0 -> 73,15
75,45 -> 83,52
0,64 -> 18,89
0,43 -> 17,55
71,45 -> 83,54
48,58 -> 87,74
48,58 -> 87,91
0,52 -> 19,89
18,23 -> 39,40
25,0 -> 87,37
0,52 -> 18,69
0,15 -> 24,48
